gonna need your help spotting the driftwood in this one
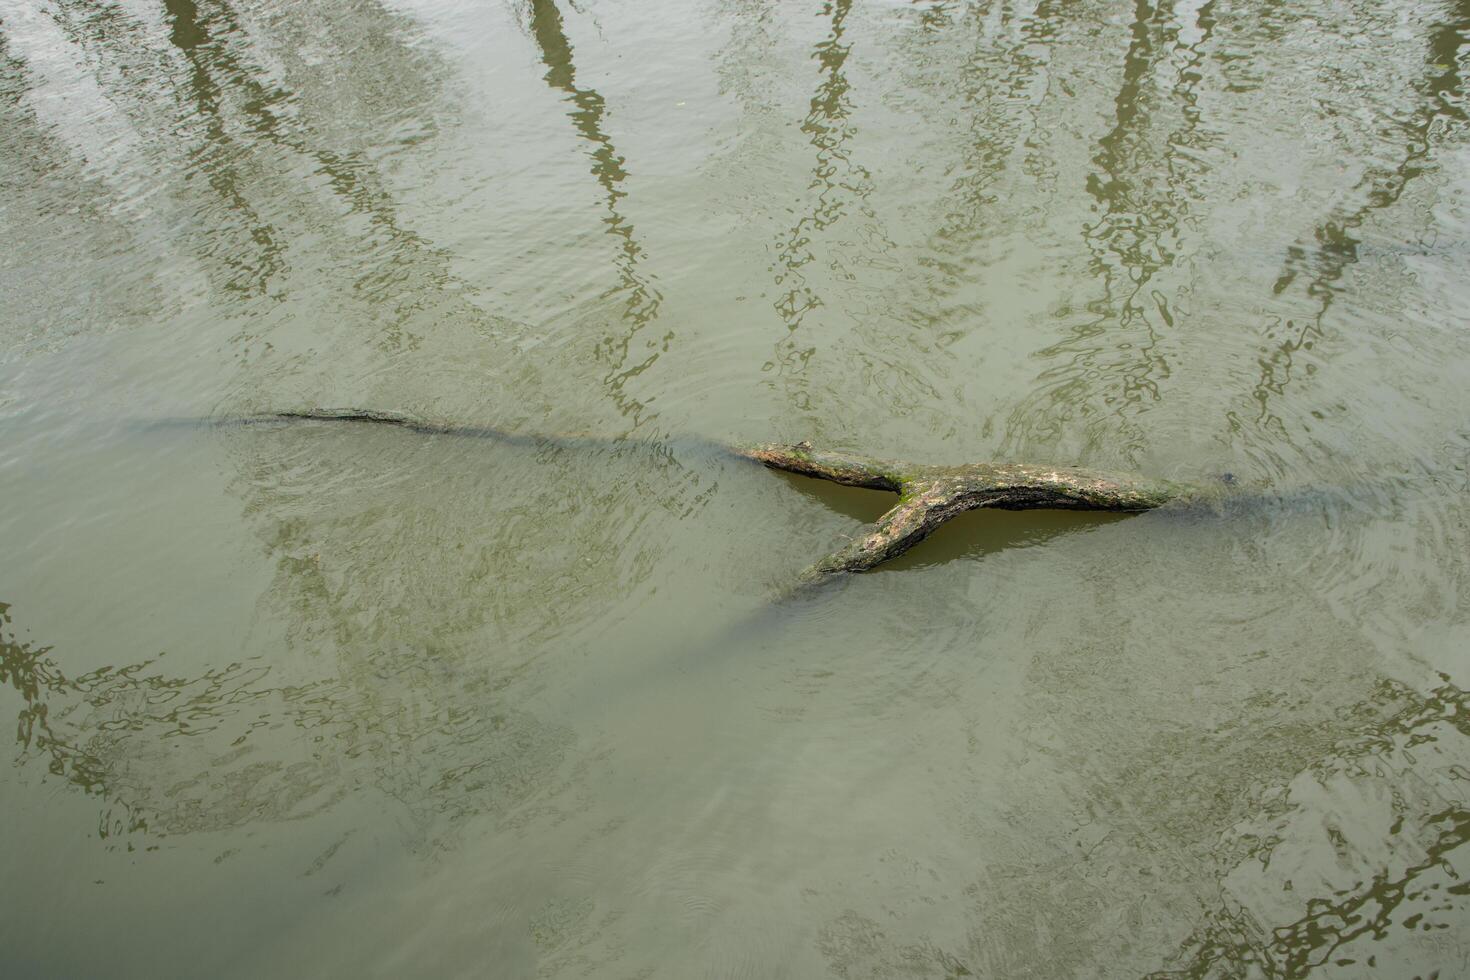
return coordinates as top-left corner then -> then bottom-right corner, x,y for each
735,441 -> 1189,584
223,409 -> 1198,587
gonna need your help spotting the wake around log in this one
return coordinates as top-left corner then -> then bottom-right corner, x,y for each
212,409 -> 1200,587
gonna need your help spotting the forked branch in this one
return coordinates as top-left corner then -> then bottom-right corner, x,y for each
733,442 -> 1192,585
218,411 -> 1198,588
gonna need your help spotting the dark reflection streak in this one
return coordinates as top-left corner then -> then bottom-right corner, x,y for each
0,28 -> 17,80
1148,0 -> 1214,376
35,0 -> 276,290
527,0 -> 664,424
763,0 -> 895,412
1004,0 -> 1213,462
935,0 -> 1013,240
164,0 -> 431,247
914,0 -> 961,35
40,0 -> 287,300
42,0 -> 455,351
1079,0 -> 1177,451
1251,1 -> 1470,435
1164,3 -> 1216,202
0,604 -> 75,785
1272,809 -> 1470,974
919,0 -> 1065,281
1012,2 -> 1069,140
162,0 -> 287,298
0,21 -> 178,350
161,0 -> 446,323
0,601 -> 236,838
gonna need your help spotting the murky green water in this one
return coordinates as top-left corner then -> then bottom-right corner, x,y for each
3,0 -> 1470,975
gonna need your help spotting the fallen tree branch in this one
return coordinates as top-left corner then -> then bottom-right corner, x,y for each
734,441 -> 1190,584
217,410 -> 1197,587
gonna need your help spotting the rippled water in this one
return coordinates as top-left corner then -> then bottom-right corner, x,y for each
3,0 -> 1470,975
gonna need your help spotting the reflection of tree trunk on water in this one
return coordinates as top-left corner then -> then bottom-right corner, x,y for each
918,0 -> 1068,250
771,0 -> 862,333
1147,676 -> 1470,978
162,0 -> 435,243
763,0 -> 894,413
0,30 -> 166,345
12,593 -> 1470,966
1003,0 -> 1212,464
4,0 -> 658,848
1250,0 -> 1470,437
0,604 -> 111,801
44,0 -> 476,352
0,591 -> 574,844
527,0 -> 666,423
21,0 -> 281,302
1076,0 -> 1210,439
900,0 -> 1071,369
0,600 -> 257,838
162,0 -> 288,297
160,0 -> 460,347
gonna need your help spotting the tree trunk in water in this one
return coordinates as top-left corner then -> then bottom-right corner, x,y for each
224,410 -> 1198,588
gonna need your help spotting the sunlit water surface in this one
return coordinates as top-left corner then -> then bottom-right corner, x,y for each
4,0 -> 1470,976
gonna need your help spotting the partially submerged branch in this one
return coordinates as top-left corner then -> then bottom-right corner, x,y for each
733,442 -> 1192,585
736,441 -> 905,491
217,411 -> 1198,588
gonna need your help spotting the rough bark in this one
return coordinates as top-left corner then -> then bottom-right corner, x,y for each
221,410 -> 1197,587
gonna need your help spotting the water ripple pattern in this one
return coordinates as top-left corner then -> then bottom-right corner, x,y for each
2,0 -> 1470,976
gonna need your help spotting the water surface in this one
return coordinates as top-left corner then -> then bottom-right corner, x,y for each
3,0 -> 1470,975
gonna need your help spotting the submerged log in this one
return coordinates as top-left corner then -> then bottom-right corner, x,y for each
217,410 -> 1199,587
733,441 -> 1192,585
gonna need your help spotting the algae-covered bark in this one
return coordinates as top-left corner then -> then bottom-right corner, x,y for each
214,411 -> 1197,587
734,441 -> 1192,585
